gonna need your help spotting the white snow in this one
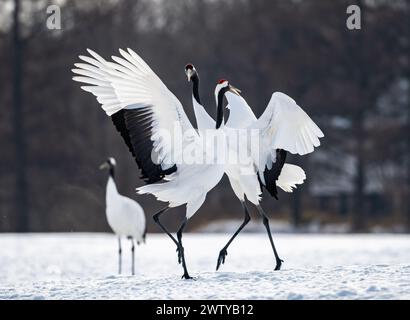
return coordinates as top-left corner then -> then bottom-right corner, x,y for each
0,233 -> 409,299
198,218 -> 351,233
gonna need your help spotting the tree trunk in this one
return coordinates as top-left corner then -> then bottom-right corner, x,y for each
12,0 -> 29,232
351,0 -> 367,232
292,187 -> 301,228
407,70 -> 410,233
291,157 -> 305,228
352,111 -> 366,232
352,89 -> 367,232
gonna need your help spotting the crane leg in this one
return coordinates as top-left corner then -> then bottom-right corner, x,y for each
152,206 -> 178,246
130,237 -> 135,275
256,205 -> 283,270
176,218 -> 193,280
118,236 -> 122,275
216,201 -> 251,270
153,206 -> 193,279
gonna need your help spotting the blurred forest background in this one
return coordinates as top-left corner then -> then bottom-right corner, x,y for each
0,0 -> 409,233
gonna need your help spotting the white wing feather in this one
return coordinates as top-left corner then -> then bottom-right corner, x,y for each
225,90 -> 323,194
73,49 -> 228,218
253,92 -> 324,155
225,92 -> 257,128
193,91 -> 256,130
72,48 -> 197,171
276,164 -> 306,192
192,97 -> 215,130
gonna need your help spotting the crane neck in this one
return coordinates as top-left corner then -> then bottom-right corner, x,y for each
105,164 -> 118,202
109,165 -> 115,179
215,87 -> 228,129
106,176 -> 119,205
191,73 -> 201,105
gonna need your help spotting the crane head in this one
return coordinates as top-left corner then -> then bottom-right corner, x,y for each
185,63 -> 197,82
99,157 -> 116,170
215,79 -> 241,97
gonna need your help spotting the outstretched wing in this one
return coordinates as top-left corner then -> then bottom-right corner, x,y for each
253,92 -> 324,155
72,48 -> 197,183
225,91 -> 322,197
253,92 -> 323,195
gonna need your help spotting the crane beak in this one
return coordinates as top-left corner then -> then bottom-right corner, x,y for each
229,84 -> 241,96
186,69 -> 193,82
99,162 -> 109,170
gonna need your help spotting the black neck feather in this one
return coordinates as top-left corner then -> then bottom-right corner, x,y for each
216,87 -> 228,129
109,165 -> 115,179
191,74 -> 201,105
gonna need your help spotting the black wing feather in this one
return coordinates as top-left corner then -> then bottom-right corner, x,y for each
258,149 -> 287,200
111,108 -> 177,184
111,110 -> 136,157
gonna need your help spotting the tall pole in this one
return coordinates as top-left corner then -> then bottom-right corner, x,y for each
352,0 -> 366,232
12,0 -> 28,232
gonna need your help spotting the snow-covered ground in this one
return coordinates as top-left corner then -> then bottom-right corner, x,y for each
0,233 -> 409,299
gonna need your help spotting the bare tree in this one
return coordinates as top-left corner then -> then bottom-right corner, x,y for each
12,0 -> 28,231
